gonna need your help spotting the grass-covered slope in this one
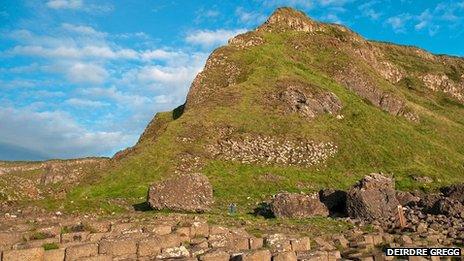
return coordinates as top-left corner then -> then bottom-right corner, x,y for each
47,8 -> 464,215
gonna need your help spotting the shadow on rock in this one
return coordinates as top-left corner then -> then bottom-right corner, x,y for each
132,201 -> 152,212
251,202 -> 275,219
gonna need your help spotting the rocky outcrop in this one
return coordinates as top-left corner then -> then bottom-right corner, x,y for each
270,192 -> 329,218
440,183 -> 464,203
147,173 -> 213,213
278,82 -> 342,119
334,66 -> 418,121
257,7 -> 323,33
228,32 -> 264,49
185,48 -> 243,110
346,173 -> 400,221
420,73 -> 464,103
208,135 -> 337,167
395,191 -> 420,207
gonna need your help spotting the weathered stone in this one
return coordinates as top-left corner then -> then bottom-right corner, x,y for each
232,250 -> 272,261
199,250 -> 230,261
190,222 -> 209,237
249,237 -> 264,250
159,234 -> 183,248
60,232 -> 90,244
271,192 -> 329,218
278,81 -> 342,119
98,239 -> 137,257
424,197 -> 464,217
346,173 -> 400,220
209,226 -> 229,235
265,234 -> 292,252
333,235 -> 349,248
290,237 -> 310,251
137,237 -> 162,257
273,251 -> 297,261
314,237 -> 335,251
441,184 -> 464,203
156,246 -> 190,259
143,224 -> 172,235
2,247 -> 44,261
74,256 -> 112,261
147,173 -> 213,212
85,221 -> 110,233
44,248 -> 65,261
230,236 -> 250,251
65,243 -> 98,260
396,191 -> 421,206
0,232 -> 23,248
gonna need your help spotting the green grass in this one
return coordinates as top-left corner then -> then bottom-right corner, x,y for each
42,242 -> 59,251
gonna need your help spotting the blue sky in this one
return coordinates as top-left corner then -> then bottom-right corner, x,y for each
0,0 -> 463,160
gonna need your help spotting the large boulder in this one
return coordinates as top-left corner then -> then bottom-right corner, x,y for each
420,194 -> 464,217
440,184 -> 464,203
396,191 -> 421,207
147,173 -> 213,212
346,173 -> 400,220
270,192 -> 329,218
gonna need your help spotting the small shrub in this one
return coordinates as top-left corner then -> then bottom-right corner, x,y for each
42,242 -> 59,251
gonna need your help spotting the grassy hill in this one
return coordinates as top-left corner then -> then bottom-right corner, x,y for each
5,8 -> 464,223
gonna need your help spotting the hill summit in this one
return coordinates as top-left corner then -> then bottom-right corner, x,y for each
2,7 -> 464,215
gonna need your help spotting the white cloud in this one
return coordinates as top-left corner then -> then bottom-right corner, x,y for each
66,63 -> 108,84
386,14 -> 412,33
0,107 -> 130,158
61,23 -> 107,37
358,1 -> 381,20
65,98 -> 109,108
140,49 -> 183,61
46,0 -> 83,10
235,7 -> 267,25
261,0 -> 313,8
185,29 -> 247,48
318,0 -> 350,7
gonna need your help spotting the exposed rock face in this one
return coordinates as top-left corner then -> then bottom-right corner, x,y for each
440,183 -> 464,203
278,83 -> 342,119
208,135 -> 337,167
319,189 -> 347,215
420,73 -> 464,103
334,66 -> 418,121
395,191 -> 420,206
228,32 -> 264,49
428,198 -> 464,217
270,192 -> 329,218
147,173 -> 213,212
258,7 -> 322,33
185,48 -> 243,110
354,46 -> 405,84
346,173 -> 400,220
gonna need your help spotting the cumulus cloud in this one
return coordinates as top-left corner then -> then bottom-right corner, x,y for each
235,7 -> 267,25
185,29 -> 247,48
65,98 -> 109,108
46,0 -> 83,10
66,63 -> 108,84
261,0 -> 313,8
0,107 -> 131,159
358,1 -> 381,20
386,14 -> 412,33
61,23 -> 107,37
